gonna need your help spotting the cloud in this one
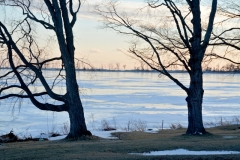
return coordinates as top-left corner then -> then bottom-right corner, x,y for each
89,48 -> 103,54
77,0 -> 147,21
116,48 -> 128,53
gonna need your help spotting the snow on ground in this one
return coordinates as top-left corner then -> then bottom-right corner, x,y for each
48,135 -> 66,141
91,130 -> 118,139
130,149 -> 240,156
47,129 -> 122,140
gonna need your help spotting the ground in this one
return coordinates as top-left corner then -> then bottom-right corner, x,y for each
1,125 -> 240,160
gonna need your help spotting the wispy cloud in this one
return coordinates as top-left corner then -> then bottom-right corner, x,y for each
116,48 -> 128,53
78,0 -> 147,21
89,48 -> 103,54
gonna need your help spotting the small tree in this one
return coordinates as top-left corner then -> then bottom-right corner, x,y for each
123,64 -> 126,70
96,0 -> 218,134
115,62 -> 120,70
0,0 -> 90,138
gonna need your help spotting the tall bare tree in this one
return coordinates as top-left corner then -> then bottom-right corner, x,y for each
96,0 -> 218,134
0,0 -> 91,138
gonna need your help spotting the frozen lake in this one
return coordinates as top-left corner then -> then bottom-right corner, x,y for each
0,70 -> 239,137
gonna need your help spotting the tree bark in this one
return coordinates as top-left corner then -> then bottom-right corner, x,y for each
184,0 -> 206,135
66,98 -> 88,138
186,71 -> 205,135
64,57 -> 88,138
186,39 -> 206,134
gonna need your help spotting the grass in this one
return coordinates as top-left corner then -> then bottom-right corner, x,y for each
1,125 -> 240,159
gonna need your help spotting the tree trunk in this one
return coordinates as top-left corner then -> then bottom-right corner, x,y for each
66,102 -> 88,138
186,68 -> 206,135
186,0 -> 206,134
64,57 -> 89,139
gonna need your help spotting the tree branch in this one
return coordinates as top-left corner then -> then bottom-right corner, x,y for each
69,0 -> 81,27
205,53 -> 240,65
202,0 -> 217,49
0,21 -> 65,102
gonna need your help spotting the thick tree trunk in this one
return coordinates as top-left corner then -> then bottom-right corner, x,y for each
66,102 -> 88,138
186,92 -> 205,135
186,67 -> 205,135
186,0 -> 206,134
64,58 -> 89,139
49,0 -> 90,138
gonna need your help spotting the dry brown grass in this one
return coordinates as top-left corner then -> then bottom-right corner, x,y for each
1,125 -> 240,160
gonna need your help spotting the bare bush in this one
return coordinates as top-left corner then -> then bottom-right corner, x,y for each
61,122 -> 69,135
205,117 -> 240,127
232,116 -> 240,125
204,121 -> 216,127
170,123 -> 183,130
100,119 -> 116,131
215,117 -> 231,126
133,119 -> 147,131
89,113 -> 96,130
122,119 -> 147,132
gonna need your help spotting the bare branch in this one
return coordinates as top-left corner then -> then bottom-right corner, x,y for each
69,0 -> 81,27
202,0 -> 217,49
147,0 -> 165,8
206,54 -> 240,65
0,21 -> 64,101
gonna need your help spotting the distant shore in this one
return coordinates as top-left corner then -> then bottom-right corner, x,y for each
1,67 -> 240,74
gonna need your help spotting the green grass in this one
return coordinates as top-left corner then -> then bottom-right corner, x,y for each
1,125 -> 240,160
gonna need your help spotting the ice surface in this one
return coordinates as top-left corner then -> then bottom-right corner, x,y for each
0,71 -> 239,139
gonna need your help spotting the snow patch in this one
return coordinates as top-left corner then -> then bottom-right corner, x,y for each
48,135 -> 66,141
223,136 -> 237,139
91,130 -> 118,139
130,149 -> 240,156
47,130 -> 117,141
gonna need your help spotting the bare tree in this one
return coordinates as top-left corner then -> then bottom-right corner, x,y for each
207,0 -> 240,67
140,61 -> 145,71
115,62 -> 120,70
123,64 -> 126,70
108,63 -> 113,70
0,0 -> 91,138
96,0 -> 218,134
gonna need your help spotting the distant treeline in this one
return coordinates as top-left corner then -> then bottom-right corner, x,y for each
1,65 -> 240,73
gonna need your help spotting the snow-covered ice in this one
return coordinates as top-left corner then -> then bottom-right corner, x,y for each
0,71 -> 239,139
